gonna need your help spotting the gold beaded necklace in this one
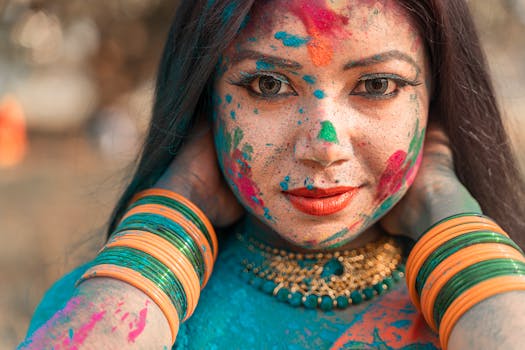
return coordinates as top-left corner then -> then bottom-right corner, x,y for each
237,233 -> 405,311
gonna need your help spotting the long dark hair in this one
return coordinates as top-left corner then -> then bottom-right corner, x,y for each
107,0 -> 525,248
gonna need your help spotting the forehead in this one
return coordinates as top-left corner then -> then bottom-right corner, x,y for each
228,0 -> 423,69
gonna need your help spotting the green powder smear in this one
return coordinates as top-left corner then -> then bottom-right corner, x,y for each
317,121 -> 339,144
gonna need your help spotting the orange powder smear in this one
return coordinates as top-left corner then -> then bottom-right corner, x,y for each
307,32 -> 333,67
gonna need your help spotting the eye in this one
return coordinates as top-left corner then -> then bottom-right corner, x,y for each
257,76 -> 282,96
229,72 -> 297,99
365,78 -> 390,95
351,73 -> 420,100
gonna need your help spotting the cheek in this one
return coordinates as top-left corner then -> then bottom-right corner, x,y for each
213,110 -> 275,221
368,118 -> 426,219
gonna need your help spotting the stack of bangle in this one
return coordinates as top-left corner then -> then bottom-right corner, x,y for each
76,188 -> 217,345
406,213 -> 525,349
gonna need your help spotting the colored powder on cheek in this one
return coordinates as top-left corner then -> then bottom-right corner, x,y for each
302,75 -> 316,84
317,121 -> 339,144
274,31 -> 310,47
313,89 -> 325,99
128,306 -> 148,343
253,108 -> 259,114
230,110 -> 236,119
375,150 -> 408,203
299,108 -> 305,114
225,94 -> 232,103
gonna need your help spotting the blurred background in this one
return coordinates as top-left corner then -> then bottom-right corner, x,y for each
1,0 -> 525,348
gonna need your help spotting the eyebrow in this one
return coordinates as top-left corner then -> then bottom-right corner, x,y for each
232,50 -> 303,70
344,50 -> 421,74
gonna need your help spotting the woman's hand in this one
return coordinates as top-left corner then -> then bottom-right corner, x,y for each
380,123 -> 482,240
155,120 -> 244,227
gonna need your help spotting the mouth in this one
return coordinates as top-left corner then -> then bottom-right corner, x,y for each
283,186 -> 360,216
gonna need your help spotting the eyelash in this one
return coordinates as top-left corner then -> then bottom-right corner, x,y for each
228,71 -> 298,100
228,71 -> 421,100
351,73 -> 422,100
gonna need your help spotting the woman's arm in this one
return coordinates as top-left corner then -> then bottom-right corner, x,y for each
20,123 -> 240,349
382,124 -> 525,350
19,279 -> 171,349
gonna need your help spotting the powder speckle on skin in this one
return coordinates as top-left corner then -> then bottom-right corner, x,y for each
286,0 -> 350,66
226,94 -> 232,103
317,120 -> 339,144
230,110 -> 236,120
256,60 -> 275,70
128,305 -> 148,343
67,310 -> 107,348
279,176 -> 290,191
304,177 -> 314,190
313,89 -> 325,99
303,75 -> 316,84
274,31 -> 310,47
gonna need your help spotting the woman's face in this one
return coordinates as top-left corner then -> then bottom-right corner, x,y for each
213,0 -> 430,249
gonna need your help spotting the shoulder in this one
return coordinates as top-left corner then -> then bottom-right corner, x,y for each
26,262 -> 93,336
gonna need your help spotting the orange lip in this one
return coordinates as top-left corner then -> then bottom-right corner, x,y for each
284,186 -> 360,216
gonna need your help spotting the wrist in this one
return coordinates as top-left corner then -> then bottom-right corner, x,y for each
412,176 -> 482,239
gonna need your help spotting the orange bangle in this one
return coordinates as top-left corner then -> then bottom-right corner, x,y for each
79,264 -> 180,345
106,231 -> 200,320
120,203 -> 214,287
407,221 -> 506,309
131,188 -> 218,261
407,215 -> 503,283
419,243 -> 525,331
439,274 -> 525,350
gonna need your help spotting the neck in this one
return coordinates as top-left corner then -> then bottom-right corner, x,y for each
241,214 -> 385,253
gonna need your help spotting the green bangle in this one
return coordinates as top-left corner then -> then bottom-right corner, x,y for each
129,195 -> 215,257
416,231 -> 521,297
433,258 -> 525,329
94,246 -> 188,320
116,213 -> 205,285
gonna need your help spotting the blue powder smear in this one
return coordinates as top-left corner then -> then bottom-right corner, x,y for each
279,176 -> 290,191
230,110 -> 236,119
313,90 -> 325,99
274,31 -> 310,47
302,75 -> 316,84
225,94 -> 232,103
256,60 -> 275,70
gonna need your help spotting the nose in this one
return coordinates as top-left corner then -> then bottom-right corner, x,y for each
294,119 -> 355,168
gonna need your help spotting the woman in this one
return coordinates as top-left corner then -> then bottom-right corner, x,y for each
20,0 -> 525,349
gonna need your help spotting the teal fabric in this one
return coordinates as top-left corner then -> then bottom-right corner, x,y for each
26,233 -> 440,349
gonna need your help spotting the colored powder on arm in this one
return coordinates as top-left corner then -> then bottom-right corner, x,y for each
128,306 -> 148,343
